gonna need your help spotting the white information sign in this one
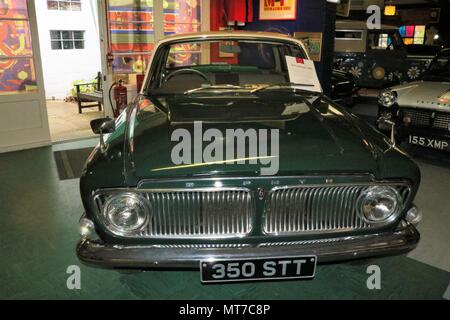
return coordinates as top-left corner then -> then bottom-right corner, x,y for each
286,56 -> 322,93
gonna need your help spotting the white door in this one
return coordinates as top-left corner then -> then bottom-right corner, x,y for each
0,0 -> 50,153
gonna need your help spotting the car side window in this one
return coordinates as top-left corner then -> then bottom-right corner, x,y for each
368,32 -> 391,50
367,31 -> 402,50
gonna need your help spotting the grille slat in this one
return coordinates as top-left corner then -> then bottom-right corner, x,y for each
263,184 -> 410,235
138,189 -> 254,238
403,108 -> 450,130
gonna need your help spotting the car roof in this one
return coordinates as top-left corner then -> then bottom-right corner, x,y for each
162,30 -> 294,42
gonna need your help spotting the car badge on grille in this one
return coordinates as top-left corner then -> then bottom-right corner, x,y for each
257,188 -> 265,200
431,112 -> 436,119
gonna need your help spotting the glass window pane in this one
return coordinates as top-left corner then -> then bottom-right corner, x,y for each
110,23 -> 155,53
63,40 -> 74,49
0,0 -> 28,19
50,30 -> 61,40
164,23 -> 201,36
405,26 -> 415,37
107,0 -> 155,64
74,41 -> 84,49
0,20 -> 33,57
164,0 -> 201,24
0,58 -> 37,94
167,43 -> 202,68
0,1 -> 37,95
404,38 -> 414,45
62,31 -> 72,39
59,1 -> 71,10
413,37 -> 424,45
73,31 -> 84,39
47,1 -> 59,10
71,1 -> 81,11
112,54 -> 150,74
51,40 -> 62,49
414,25 -> 425,38
335,31 -> 363,39
107,1 -> 160,75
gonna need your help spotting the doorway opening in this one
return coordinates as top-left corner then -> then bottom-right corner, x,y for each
35,0 -> 207,142
35,0 -> 103,142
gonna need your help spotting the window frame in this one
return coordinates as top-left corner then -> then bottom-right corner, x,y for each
50,30 -> 85,50
335,30 -> 364,41
367,30 -> 404,51
47,0 -> 82,11
0,2 -> 38,95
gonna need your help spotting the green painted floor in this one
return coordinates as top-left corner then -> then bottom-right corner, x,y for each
0,143 -> 449,300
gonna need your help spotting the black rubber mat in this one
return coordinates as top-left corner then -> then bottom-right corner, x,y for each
53,148 -> 93,180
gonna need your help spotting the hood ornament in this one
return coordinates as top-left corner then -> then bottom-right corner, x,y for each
257,188 -> 266,200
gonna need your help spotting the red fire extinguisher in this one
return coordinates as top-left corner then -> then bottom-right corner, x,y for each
110,80 -> 127,118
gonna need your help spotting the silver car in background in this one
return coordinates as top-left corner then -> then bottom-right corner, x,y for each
378,48 -> 450,152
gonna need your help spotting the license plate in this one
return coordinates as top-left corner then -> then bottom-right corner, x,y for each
408,135 -> 450,151
200,256 -> 317,283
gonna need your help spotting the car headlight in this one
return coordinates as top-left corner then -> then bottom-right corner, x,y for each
358,186 -> 402,224
378,90 -> 397,107
103,193 -> 149,234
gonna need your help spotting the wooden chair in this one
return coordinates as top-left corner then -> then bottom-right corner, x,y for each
75,72 -> 103,114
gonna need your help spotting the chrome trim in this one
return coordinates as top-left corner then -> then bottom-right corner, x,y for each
136,174 -> 379,188
154,244 -> 251,249
77,223 -> 420,269
101,193 -> 149,236
94,188 -> 255,240
356,186 -> 403,225
263,183 -> 411,236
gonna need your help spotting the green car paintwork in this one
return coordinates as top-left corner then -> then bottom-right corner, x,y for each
80,91 -> 420,246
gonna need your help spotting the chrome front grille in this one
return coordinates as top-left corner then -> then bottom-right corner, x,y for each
142,189 -> 254,238
95,181 -> 411,239
403,109 -> 431,127
433,113 -> 450,130
96,189 -> 254,239
402,108 -> 450,130
263,184 -> 410,235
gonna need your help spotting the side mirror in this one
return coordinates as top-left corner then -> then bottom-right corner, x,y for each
90,118 -> 115,153
90,118 -> 115,135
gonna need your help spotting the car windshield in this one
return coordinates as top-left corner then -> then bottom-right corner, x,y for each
422,50 -> 450,82
147,39 -> 308,95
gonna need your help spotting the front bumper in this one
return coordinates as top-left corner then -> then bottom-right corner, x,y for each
76,223 -> 420,270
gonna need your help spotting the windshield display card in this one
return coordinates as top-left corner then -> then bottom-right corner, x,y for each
286,56 -> 322,93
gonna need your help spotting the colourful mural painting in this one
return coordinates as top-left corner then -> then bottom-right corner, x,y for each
107,0 -> 201,74
0,0 -> 37,94
107,0 -> 154,74
164,0 -> 201,36
164,0 -> 202,68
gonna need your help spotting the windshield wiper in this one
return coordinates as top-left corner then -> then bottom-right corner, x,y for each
251,82 -> 316,94
185,84 -> 247,95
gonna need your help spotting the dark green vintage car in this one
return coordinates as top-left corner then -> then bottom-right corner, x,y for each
77,32 -> 421,283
